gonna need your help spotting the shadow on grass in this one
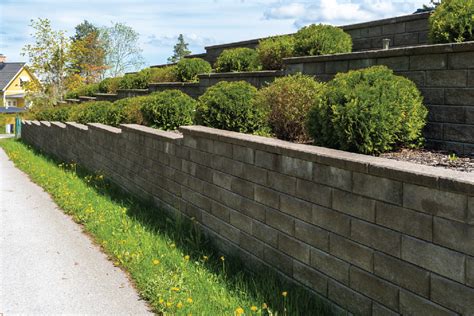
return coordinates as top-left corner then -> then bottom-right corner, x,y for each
17,139 -> 339,316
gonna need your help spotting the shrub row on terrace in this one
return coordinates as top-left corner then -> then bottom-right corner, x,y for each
36,65 -> 427,155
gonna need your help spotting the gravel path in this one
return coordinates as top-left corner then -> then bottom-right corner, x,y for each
0,148 -> 152,315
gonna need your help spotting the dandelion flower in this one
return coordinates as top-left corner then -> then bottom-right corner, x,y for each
166,302 -> 172,307
184,255 -> 190,261
177,302 -> 183,309
262,303 -> 268,309
159,298 -> 164,304
171,287 -> 180,292
282,291 -> 288,297
220,256 -> 225,262
235,307 -> 244,315
251,305 -> 258,312
187,297 -> 193,303
153,259 -> 160,265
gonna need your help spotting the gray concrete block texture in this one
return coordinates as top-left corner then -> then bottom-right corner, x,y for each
22,122 -> 474,315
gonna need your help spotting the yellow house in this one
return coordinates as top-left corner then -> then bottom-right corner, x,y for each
0,54 -> 36,112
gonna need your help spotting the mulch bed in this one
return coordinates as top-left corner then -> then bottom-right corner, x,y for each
380,148 -> 474,173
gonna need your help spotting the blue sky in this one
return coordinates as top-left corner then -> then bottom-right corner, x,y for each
0,0 -> 429,69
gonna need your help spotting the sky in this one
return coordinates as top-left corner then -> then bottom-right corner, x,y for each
0,0 -> 430,70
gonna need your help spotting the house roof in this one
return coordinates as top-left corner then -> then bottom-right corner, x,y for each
0,62 -> 25,91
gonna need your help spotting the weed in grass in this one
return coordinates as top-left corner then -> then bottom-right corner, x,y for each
0,138 -> 337,315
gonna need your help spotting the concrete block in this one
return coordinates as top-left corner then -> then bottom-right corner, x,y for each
398,71 -> 425,86
467,256 -> 474,287
311,248 -> 350,285
394,33 -> 419,46
252,219 -> 278,247
419,88 -> 445,105
267,171 -> 296,195
266,208 -> 295,236
239,232 -> 264,258
426,70 -> 467,87
278,233 -> 310,264
332,189 -> 376,222
329,234 -> 374,272
263,245 -> 293,276
280,156 -> 313,180
280,194 -> 312,222
189,148 -> 213,167
448,52 -> 474,69
403,183 -> 468,223
445,88 -> 474,106
382,22 -> 405,35
212,170 -> 233,190
312,205 -> 351,237
401,236 -> 465,283
374,252 -> 430,297
376,56 -> 409,71
369,25 -> 382,36
302,62 -> 325,75
349,58 -> 377,70
213,140 -> 233,158
229,209 -> 252,234
293,261 -> 328,295
255,150 -> 280,170
351,219 -> 401,257
428,105 -> 466,124
325,60 -> 349,74
254,185 -> 279,209
424,123 -> 444,140
295,220 -> 329,251
372,303 -> 399,316
433,216 -> 474,256
352,172 -> 403,205
431,274 -> 474,315
239,198 -> 266,222
313,164 -> 352,191
195,136 -> 214,153
400,290 -> 457,316
295,179 -> 332,208
350,266 -> 399,311
232,144 -> 254,164
410,54 -> 447,70
328,280 -> 372,316
376,201 -> 432,241
406,19 -> 429,32
230,176 -> 254,199
444,123 -> 474,143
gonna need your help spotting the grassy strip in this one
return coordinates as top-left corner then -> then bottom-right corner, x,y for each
0,139 -> 334,315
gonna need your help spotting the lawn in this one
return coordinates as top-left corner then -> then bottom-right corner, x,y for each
0,138 -> 334,316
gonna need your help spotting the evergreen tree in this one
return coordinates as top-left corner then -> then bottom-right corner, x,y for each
168,34 -> 191,63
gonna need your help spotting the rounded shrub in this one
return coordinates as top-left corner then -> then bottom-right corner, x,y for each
214,48 -> 261,72
34,106 -> 74,122
113,96 -> 147,125
148,66 -> 178,83
257,35 -> 295,70
429,0 -> 474,43
196,81 -> 267,133
65,83 -> 100,99
141,90 -> 196,130
99,77 -> 122,94
69,101 -> 123,126
294,24 -> 352,56
118,72 -> 149,90
175,58 -> 212,82
254,74 -> 322,142
307,66 -> 428,154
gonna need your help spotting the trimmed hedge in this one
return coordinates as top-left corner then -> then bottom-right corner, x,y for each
257,35 -> 295,70
294,24 -> 352,56
307,66 -> 427,154
429,0 -> 474,43
99,77 -> 122,94
175,58 -> 212,82
141,90 -> 196,130
214,48 -> 261,72
65,83 -> 100,99
68,101 -> 123,126
118,67 -> 179,90
112,96 -> 147,125
254,74 -> 322,142
196,81 -> 268,133
34,106 -> 75,122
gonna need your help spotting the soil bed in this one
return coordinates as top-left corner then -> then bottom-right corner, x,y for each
380,148 -> 474,173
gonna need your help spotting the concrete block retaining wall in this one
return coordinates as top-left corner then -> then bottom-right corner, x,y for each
284,41 -> 474,156
22,121 -> 474,315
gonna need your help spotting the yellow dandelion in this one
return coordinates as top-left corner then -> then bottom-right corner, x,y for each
262,303 -> 268,309
177,302 -> 183,309
171,287 -> 180,292
235,307 -> 244,315
153,259 -> 160,265
220,256 -> 225,262
184,255 -> 190,261
166,302 -> 172,307
251,305 -> 258,312
282,291 -> 288,297
159,298 -> 164,304
187,297 -> 193,304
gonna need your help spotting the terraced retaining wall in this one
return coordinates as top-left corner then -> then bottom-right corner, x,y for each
188,12 -> 430,65
22,121 -> 474,315
285,41 -> 474,156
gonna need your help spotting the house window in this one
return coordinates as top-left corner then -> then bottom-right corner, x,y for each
6,100 -> 17,107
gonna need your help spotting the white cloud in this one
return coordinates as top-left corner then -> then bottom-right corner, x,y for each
263,3 -> 306,19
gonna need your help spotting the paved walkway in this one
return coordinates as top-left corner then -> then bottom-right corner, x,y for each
0,148 -> 152,315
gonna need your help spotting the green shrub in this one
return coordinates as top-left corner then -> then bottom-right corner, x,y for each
196,81 -> 267,133
65,83 -> 101,99
141,90 -> 196,130
257,35 -> 295,70
307,66 -> 427,154
118,72 -> 149,90
294,24 -> 352,56
214,48 -> 261,72
174,58 -> 212,82
118,67 -> 179,90
254,74 -> 322,141
34,106 -> 74,122
429,0 -> 474,43
69,101 -> 123,126
113,96 -> 147,125
99,77 -> 122,94
148,66 -> 178,83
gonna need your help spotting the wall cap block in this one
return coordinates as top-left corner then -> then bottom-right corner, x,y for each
121,124 -> 183,141
87,123 -> 122,134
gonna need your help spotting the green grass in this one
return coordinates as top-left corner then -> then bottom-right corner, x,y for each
0,139 -> 334,316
